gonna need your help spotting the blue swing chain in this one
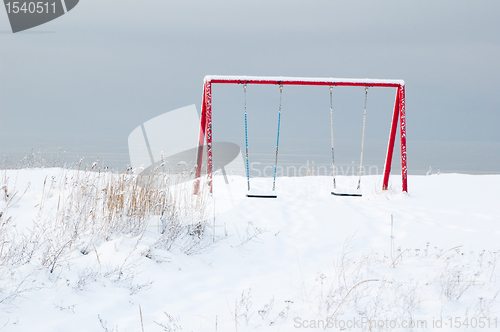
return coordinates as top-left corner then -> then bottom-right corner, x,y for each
243,84 -> 250,191
272,84 -> 283,192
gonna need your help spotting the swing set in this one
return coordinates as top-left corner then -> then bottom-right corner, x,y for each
194,75 -> 407,197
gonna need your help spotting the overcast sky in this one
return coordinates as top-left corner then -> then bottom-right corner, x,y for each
0,0 -> 499,171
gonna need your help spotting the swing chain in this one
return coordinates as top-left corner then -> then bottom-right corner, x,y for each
330,86 -> 336,189
272,84 -> 283,192
244,83 -> 247,111
364,86 -> 368,110
357,86 -> 368,190
243,83 -> 250,191
279,84 -> 283,112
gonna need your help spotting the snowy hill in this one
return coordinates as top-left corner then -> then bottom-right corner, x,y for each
1,168 -> 499,331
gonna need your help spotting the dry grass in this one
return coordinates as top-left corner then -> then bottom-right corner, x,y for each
43,160 -> 212,246
0,161 -> 213,304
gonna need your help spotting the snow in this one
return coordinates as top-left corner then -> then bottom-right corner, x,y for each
205,75 -> 405,86
1,168 -> 499,331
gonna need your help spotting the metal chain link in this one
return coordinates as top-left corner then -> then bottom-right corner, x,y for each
357,86 -> 368,190
330,86 -> 336,189
244,83 -> 250,191
272,84 -> 283,192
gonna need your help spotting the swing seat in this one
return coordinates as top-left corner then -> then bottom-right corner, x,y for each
246,189 -> 278,198
246,194 -> 278,199
331,185 -> 362,197
331,191 -> 362,197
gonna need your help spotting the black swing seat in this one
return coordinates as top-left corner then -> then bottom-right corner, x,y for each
246,194 -> 278,198
331,191 -> 362,197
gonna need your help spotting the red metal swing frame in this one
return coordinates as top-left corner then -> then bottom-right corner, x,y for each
195,75 -> 407,194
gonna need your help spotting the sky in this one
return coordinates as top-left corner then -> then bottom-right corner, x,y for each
0,0 -> 499,173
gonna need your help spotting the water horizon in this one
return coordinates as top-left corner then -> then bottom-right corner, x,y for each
1,134 -> 498,176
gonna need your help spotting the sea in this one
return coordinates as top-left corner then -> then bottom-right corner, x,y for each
1,134 -> 498,176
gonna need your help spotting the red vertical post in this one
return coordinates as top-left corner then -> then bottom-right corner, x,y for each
205,81 -> 213,193
399,85 -> 408,193
382,86 -> 401,190
194,80 -> 208,194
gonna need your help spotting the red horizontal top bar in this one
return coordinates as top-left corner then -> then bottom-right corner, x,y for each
205,75 -> 404,88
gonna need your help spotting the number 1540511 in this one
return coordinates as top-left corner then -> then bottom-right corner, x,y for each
5,2 -> 56,14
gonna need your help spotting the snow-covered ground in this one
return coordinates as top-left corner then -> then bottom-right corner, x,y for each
1,168 -> 499,331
